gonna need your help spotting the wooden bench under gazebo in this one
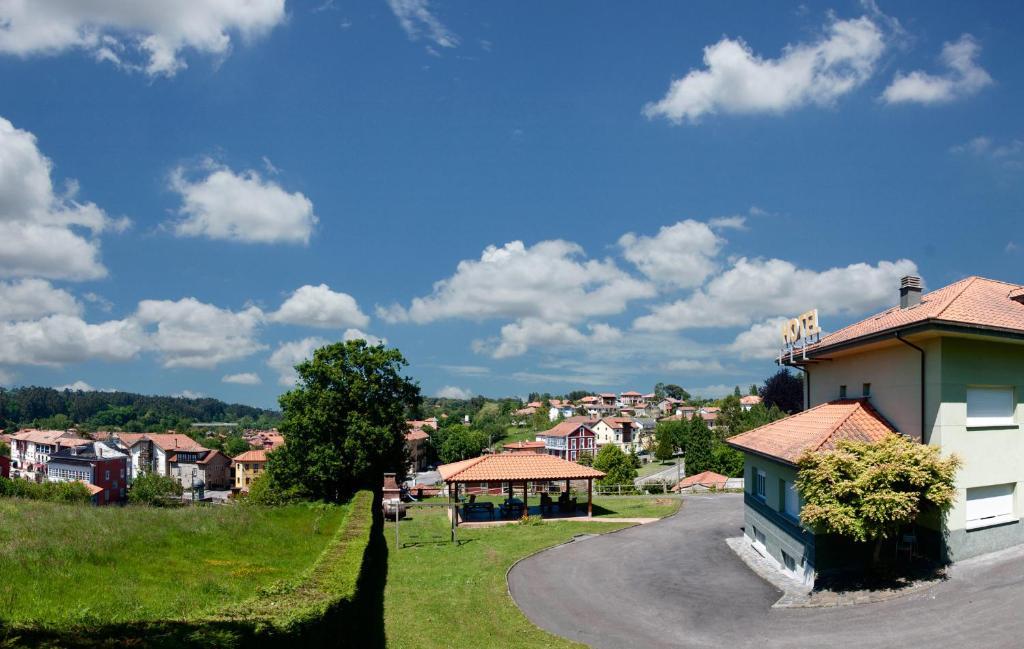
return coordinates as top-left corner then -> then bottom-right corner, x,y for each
438,453 -> 605,527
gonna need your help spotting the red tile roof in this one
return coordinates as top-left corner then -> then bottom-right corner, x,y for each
672,471 -> 729,491
405,429 -> 429,442
620,391 -> 642,397
232,449 -> 269,463
197,449 -> 227,465
12,430 -> 84,445
537,421 -> 594,438
502,440 -> 546,449
438,453 -> 605,482
805,276 -> 1024,355
740,395 -> 762,405
76,481 -> 104,496
115,433 -> 207,452
726,399 -> 897,465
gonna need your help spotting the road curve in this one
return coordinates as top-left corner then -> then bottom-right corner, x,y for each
508,493 -> 1024,649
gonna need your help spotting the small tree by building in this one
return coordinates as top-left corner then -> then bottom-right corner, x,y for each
577,450 -> 594,467
653,425 -> 675,463
437,424 -> 488,464
684,415 -> 714,475
797,435 -> 961,564
128,472 -> 184,506
593,444 -> 637,487
760,369 -> 804,414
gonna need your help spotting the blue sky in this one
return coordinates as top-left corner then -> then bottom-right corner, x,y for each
0,0 -> 1021,408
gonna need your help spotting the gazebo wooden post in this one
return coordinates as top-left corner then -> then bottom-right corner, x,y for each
523,480 -> 528,516
565,478 -> 570,495
587,478 -> 593,518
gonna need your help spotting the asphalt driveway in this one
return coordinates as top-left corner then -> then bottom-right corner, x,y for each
508,493 -> 1024,649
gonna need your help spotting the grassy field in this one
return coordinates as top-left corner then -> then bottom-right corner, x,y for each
591,495 -> 680,519
496,424 -> 541,447
0,499 -> 348,627
636,459 -> 682,479
383,496 -> 680,649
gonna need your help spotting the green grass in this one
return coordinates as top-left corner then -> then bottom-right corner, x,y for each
591,495 -> 680,519
0,499 -> 348,627
635,459 -> 682,479
495,424 -> 542,447
384,506 -> 631,649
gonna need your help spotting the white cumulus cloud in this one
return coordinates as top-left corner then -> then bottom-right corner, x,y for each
270,284 -> 369,329
883,34 -> 992,105
379,239 -> 654,324
644,14 -> 885,123
0,315 -> 145,366
618,219 -> 725,289
0,116 -> 126,280
342,328 -> 386,346
222,372 -> 262,385
0,279 -> 82,321
436,385 -> 472,399
726,316 -> 792,360
170,162 -> 317,245
0,0 -> 286,77
268,336 -> 327,386
485,319 -> 622,359
135,297 -> 266,368
634,257 -> 917,332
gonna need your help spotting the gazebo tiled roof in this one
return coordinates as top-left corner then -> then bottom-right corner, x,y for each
726,399 -> 897,466
438,453 -> 605,482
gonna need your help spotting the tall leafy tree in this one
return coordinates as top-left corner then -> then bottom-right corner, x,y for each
760,369 -> 804,414
266,340 -> 421,501
437,424 -> 488,463
653,425 -> 675,462
593,444 -> 638,487
662,384 -> 690,401
684,414 -> 714,475
797,435 -> 961,564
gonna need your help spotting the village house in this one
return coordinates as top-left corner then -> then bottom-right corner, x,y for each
740,394 -> 763,411
728,275 -> 1024,583
9,430 -> 86,478
46,441 -> 128,505
168,448 -> 231,491
405,427 -> 430,472
536,420 -> 597,462
618,391 -> 643,407
242,429 -> 285,450
111,433 -> 209,483
233,449 -> 269,492
548,402 -> 576,421
503,440 -> 547,454
591,417 -> 636,452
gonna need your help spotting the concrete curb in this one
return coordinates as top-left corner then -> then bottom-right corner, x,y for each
726,536 -> 944,609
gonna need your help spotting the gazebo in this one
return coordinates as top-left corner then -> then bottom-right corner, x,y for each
438,453 -> 605,526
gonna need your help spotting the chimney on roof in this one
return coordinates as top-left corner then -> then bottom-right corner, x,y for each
899,275 -> 922,309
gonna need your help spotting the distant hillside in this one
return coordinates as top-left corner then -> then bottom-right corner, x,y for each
0,386 -> 279,432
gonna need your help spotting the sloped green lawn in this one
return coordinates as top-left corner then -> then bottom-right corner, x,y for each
0,498 -> 347,626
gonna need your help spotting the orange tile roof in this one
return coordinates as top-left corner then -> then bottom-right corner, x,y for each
438,453 -> 605,482
405,429 -> 429,442
502,440 -> 546,449
805,276 -> 1024,355
726,399 -> 897,465
740,395 -> 762,405
197,449 -> 227,465
672,471 -> 729,491
232,449 -> 269,463
538,421 -> 594,438
620,391 -> 642,396
12,430 -> 83,445
76,481 -> 104,496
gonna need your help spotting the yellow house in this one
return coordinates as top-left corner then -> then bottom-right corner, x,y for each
232,449 -> 268,491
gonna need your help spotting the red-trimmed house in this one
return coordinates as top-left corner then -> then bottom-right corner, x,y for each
46,441 -> 128,505
536,421 -> 597,462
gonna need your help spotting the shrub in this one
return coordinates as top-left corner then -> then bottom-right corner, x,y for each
0,476 -> 92,504
128,471 -> 184,506
246,471 -> 309,506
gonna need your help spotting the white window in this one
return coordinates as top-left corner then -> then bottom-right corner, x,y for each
966,483 -> 1015,529
755,469 -> 766,500
967,387 -> 1015,427
783,480 -> 800,519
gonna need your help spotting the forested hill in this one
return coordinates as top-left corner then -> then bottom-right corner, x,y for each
0,386 -> 279,432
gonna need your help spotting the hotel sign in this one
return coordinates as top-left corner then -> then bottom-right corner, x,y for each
781,309 -> 821,348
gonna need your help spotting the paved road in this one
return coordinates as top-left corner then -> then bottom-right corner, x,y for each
509,493 -> 1024,649
635,460 -> 684,486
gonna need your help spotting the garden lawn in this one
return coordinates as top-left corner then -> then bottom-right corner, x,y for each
635,459 -> 682,479
0,499 -> 347,627
591,495 -> 681,519
383,506 -> 631,649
